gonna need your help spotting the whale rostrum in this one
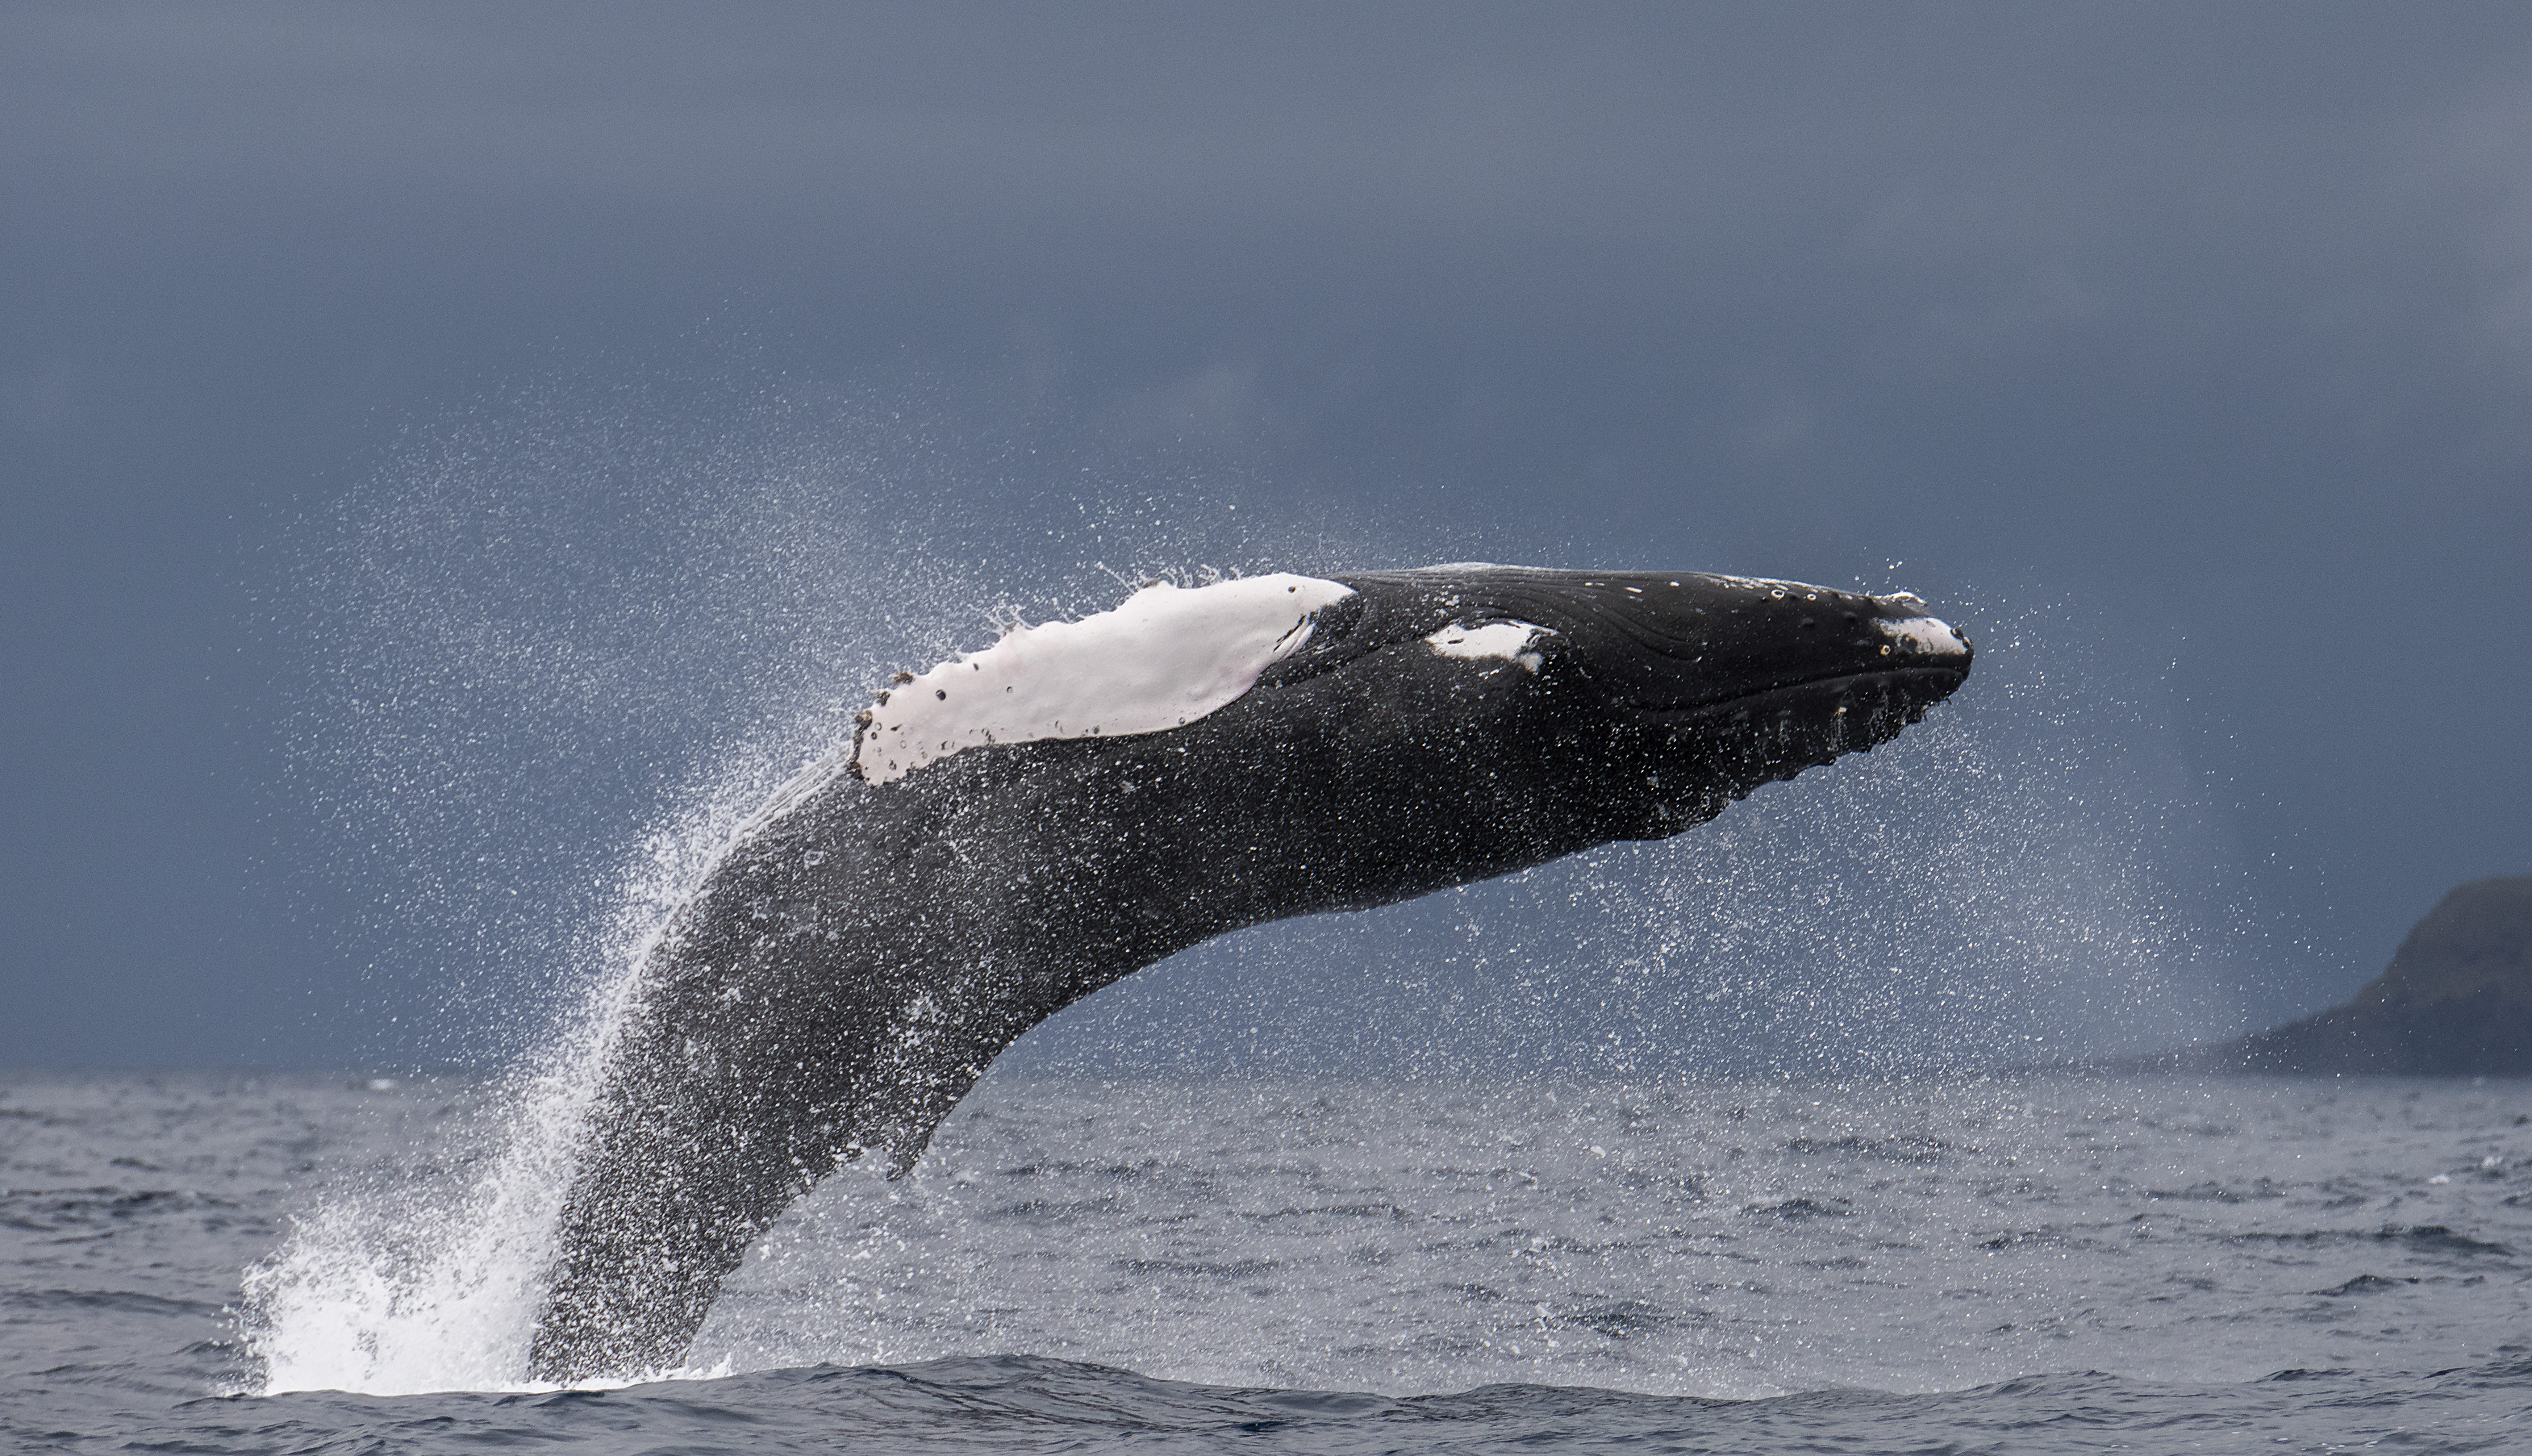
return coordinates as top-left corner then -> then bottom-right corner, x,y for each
527,565 -> 1974,1380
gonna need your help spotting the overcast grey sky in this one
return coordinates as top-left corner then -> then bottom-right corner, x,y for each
5,3 -> 2529,1069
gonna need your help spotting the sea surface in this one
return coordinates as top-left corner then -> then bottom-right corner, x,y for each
4,1069 -> 2529,1453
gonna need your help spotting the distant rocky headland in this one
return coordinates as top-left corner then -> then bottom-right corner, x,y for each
2177,875 -> 2532,1076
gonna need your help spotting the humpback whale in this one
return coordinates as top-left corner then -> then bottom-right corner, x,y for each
527,565 -> 1973,1380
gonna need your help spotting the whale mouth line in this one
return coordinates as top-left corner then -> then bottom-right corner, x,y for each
1629,663 -> 1971,721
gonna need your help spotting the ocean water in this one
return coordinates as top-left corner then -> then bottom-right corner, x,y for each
5,1068 -> 2529,1453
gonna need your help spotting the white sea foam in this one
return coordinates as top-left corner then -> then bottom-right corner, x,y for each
241,771 -> 784,1395
243,972 -> 624,1392
240,1064 -> 588,1393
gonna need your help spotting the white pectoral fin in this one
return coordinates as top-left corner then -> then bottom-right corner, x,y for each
852,574 -> 1357,784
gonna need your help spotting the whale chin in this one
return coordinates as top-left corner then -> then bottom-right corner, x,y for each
1655,662 -> 1969,741
1603,665 -> 1966,841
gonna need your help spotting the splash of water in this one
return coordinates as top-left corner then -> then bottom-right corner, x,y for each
236,367 -> 2268,1394
239,1060 -> 592,1393
235,367 -> 1441,1393
241,780 -> 755,1393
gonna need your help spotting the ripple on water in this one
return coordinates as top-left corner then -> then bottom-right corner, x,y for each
3,1071 -> 2530,1451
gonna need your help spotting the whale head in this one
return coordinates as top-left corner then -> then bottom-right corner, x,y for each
850,562 -> 1970,887
1271,564 -> 1973,842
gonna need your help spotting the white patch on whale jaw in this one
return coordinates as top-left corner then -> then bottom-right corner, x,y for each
1874,613 -> 1970,660
851,573 -> 1357,785
1424,620 -> 1553,673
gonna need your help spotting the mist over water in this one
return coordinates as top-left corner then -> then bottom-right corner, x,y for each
242,369 -> 2277,1397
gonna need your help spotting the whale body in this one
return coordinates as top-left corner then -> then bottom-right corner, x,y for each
527,565 -> 1973,1379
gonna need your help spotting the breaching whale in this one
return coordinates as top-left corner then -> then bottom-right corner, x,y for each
527,565 -> 1973,1380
